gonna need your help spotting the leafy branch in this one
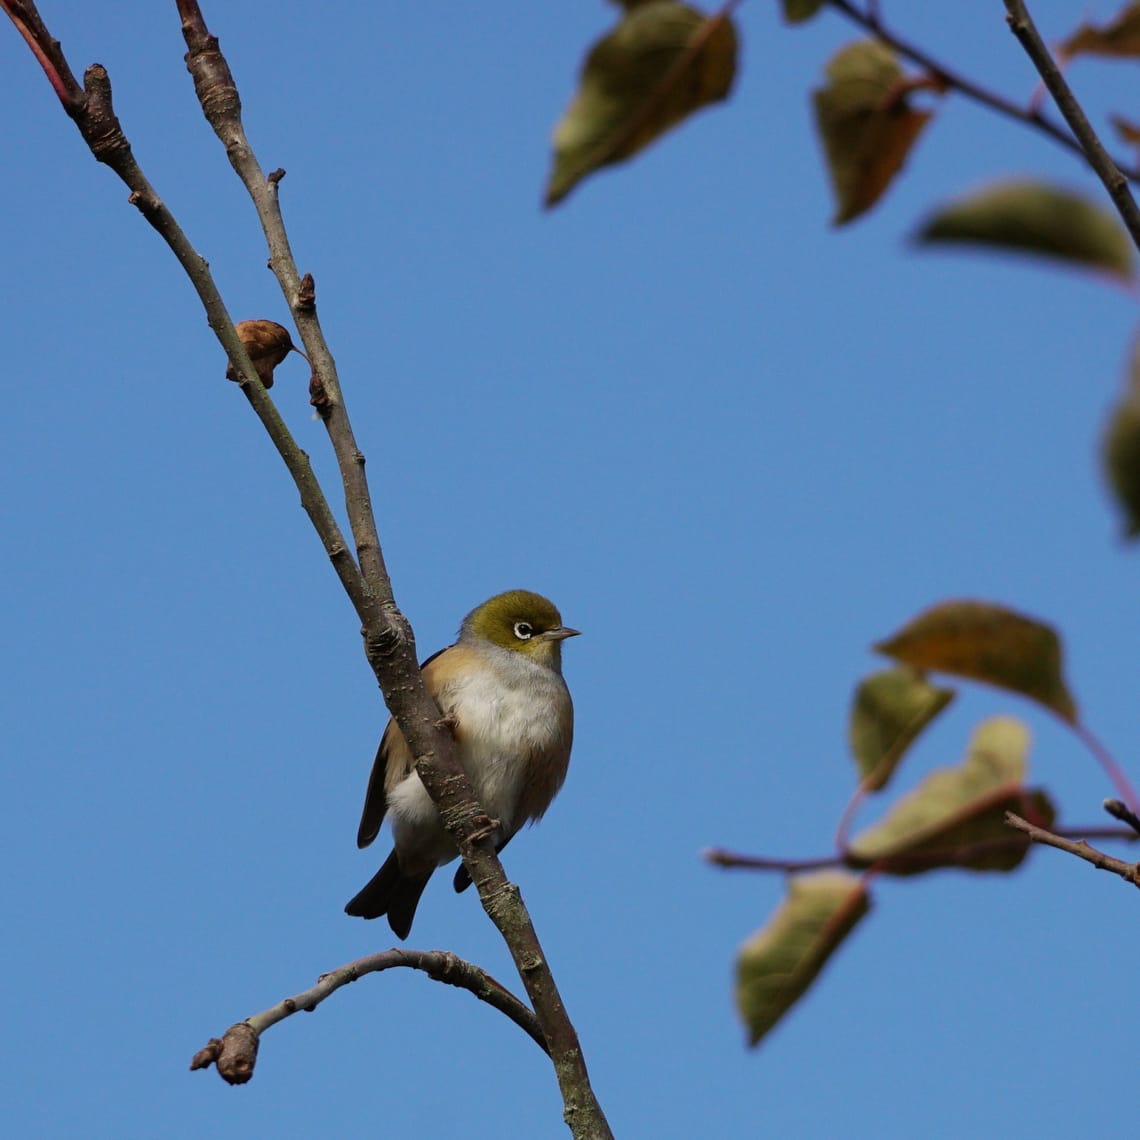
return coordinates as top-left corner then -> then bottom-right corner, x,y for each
706,825 -> 1138,875
823,0 -> 1140,187
1001,0 -> 1140,250
721,599 -> 1138,1047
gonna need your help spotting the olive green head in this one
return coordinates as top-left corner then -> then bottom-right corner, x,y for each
460,589 -> 580,668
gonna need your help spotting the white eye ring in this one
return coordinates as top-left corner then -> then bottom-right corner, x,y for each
513,621 -> 534,641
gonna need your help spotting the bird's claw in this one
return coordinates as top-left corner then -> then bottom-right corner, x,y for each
435,712 -> 460,735
468,815 -> 501,844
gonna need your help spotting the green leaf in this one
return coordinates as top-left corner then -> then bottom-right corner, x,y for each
1060,2 -> 1140,59
782,0 -> 825,24
736,872 -> 870,1047
874,600 -> 1078,723
849,717 -> 1055,873
1102,330 -> 1140,538
812,39 -> 933,225
914,180 -> 1135,281
545,2 -> 738,207
849,667 -> 955,792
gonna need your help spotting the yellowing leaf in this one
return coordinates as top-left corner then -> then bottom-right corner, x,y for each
735,872 -> 870,1048
782,0 -> 825,23
849,667 -> 955,792
812,39 -> 933,225
545,2 -> 738,207
914,180 -> 1135,281
1060,2 -> 1140,59
1103,331 -> 1140,538
875,600 -> 1078,723
849,717 -> 1054,873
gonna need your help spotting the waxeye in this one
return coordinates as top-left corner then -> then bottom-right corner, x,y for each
513,621 -> 534,641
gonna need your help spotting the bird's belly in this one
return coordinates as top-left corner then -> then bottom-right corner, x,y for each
386,674 -> 566,868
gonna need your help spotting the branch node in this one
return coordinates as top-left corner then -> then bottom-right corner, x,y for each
297,272 -> 316,312
309,372 -> 332,417
181,31 -> 242,135
190,1021 -> 259,1084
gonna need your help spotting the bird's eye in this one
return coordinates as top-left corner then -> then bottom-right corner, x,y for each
513,621 -> 534,641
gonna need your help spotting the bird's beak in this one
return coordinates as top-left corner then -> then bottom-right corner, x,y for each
544,626 -> 581,641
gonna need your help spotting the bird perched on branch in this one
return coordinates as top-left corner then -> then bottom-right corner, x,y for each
345,589 -> 578,939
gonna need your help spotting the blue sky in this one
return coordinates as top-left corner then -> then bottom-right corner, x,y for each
4,3 -> 1140,1138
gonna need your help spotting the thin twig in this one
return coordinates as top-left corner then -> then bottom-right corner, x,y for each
1002,0 -> 1140,250
824,0 -> 1140,184
175,0 -> 391,606
0,2 -> 367,617
1103,798 -> 1140,837
168,7 -> 611,1134
190,949 -> 548,1084
1005,812 -> 1140,887
704,848 -> 841,872
705,824 -> 1138,874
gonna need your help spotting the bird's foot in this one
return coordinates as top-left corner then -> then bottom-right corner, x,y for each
435,712 -> 460,735
468,815 -> 501,844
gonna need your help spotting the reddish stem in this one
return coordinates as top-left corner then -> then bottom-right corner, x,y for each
1069,719 -> 1139,813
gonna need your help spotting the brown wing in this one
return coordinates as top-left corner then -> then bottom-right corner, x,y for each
354,645 -> 451,849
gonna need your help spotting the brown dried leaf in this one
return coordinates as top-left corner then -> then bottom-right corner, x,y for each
812,39 -> 933,225
874,600 -> 1078,723
545,2 -> 738,206
225,319 -> 295,389
1060,2 -> 1140,60
1110,113 -> 1140,146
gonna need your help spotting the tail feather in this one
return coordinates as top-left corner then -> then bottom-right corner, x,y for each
345,849 -> 432,939
452,831 -> 515,894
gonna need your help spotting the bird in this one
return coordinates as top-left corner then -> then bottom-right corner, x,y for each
345,589 -> 578,938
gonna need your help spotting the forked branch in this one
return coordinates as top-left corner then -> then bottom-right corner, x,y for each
2,4 -> 611,1135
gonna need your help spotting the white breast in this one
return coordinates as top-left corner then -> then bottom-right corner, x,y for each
451,658 -> 568,829
386,645 -> 571,866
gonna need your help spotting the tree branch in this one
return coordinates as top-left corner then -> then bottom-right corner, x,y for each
168,6 -> 611,1134
3,4 -> 611,1134
190,948 -> 548,1084
705,825 -> 1138,874
175,0 -> 391,606
824,0 -> 1140,185
1001,0 -> 1140,251
1005,812 -> 1140,888
0,2 -> 368,618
